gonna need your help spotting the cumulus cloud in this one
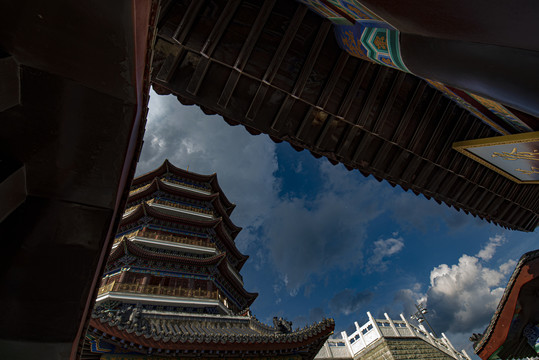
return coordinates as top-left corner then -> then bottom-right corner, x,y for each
392,234 -> 517,353
329,289 -> 374,316
476,234 -> 505,261
367,234 -> 404,272
499,259 -> 517,274
417,235 -> 515,335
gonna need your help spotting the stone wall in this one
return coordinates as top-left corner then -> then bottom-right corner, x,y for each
355,338 -> 394,360
356,338 -> 456,360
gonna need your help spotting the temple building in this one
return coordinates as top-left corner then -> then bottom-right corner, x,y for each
82,160 -> 334,359
315,312 -> 471,360
471,249 -> 539,360
2,0 -> 539,357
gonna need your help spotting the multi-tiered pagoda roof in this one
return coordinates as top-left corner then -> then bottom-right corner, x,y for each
84,160 -> 334,359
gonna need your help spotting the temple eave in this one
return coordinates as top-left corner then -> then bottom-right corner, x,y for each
89,317 -> 335,353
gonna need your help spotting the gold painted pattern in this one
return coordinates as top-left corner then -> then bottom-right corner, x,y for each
453,131 -> 539,184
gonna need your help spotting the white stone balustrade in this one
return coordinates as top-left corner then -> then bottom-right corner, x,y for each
315,312 -> 471,360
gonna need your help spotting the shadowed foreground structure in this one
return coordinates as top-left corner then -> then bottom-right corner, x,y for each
0,0 -> 157,358
0,1 -> 538,359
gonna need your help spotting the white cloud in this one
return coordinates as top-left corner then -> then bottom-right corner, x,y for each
418,235 -> 515,335
476,234 -> 505,261
367,235 -> 405,272
499,259 -> 517,275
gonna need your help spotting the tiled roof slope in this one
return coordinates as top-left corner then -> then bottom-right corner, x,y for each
90,308 -> 334,358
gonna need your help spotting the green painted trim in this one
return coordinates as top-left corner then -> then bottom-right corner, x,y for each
387,30 -> 409,73
487,346 -> 502,360
361,27 -> 377,59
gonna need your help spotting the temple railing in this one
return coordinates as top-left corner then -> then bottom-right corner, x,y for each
315,313 -> 471,360
148,198 -> 214,216
98,280 -> 220,300
113,229 -> 215,249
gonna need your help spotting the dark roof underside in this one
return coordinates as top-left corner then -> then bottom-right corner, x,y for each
151,0 -> 538,231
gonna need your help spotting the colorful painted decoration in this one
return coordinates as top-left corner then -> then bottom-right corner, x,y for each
298,0 -> 409,72
426,80 -> 510,135
468,93 -> 533,133
453,132 -> 539,184
334,23 -> 409,72
296,0 -> 533,136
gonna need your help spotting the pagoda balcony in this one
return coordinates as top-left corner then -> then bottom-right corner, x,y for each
147,198 -> 215,220
96,281 -> 234,314
161,177 -> 211,195
113,229 -> 216,254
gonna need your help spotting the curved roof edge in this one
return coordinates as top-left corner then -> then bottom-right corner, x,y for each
127,178 -> 242,232
133,160 -> 236,214
119,201 -> 221,228
108,238 -> 226,265
474,249 -> 539,359
118,202 -> 249,267
88,316 -> 334,354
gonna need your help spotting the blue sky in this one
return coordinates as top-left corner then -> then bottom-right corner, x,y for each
136,91 -> 538,358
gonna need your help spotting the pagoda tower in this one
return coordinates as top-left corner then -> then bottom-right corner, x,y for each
84,160 -> 334,359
